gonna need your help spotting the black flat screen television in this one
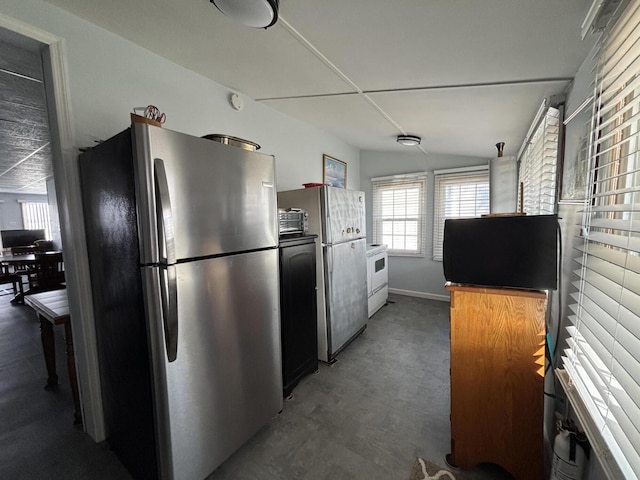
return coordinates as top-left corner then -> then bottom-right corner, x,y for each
443,214 -> 558,290
1,229 -> 46,248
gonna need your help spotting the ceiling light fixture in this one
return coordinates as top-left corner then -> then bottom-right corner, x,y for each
397,135 -> 421,147
210,0 -> 279,29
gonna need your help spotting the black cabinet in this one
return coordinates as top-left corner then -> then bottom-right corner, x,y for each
279,235 -> 318,397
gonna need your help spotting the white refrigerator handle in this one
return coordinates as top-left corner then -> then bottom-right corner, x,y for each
324,244 -> 334,274
154,158 -> 176,265
326,247 -> 333,307
158,265 -> 179,362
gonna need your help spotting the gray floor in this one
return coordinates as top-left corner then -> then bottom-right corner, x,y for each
0,291 -> 512,479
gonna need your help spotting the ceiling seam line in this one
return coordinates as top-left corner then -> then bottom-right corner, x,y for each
0,67 -> 43,83
256,91 -> 359,101
0,142 -> 49,178
362,77 -> 574,95
254,76 -> 574,102
359,92 -> 406,132
279,17 -> 362,94
18,174 -> 52,190
278,17 -> 411,136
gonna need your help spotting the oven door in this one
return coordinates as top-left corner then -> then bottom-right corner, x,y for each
369,251 -> 388,293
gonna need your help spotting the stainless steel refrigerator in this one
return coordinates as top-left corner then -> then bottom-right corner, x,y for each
79,123 -> 282,480
277,186 -> 367,363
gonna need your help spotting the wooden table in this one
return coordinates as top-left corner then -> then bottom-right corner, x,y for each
0,251 -> 62,266
24,289 -> 82,426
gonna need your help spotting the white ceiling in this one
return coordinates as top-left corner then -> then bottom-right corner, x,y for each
0,28 -> 52,195
45,0 -> 595,159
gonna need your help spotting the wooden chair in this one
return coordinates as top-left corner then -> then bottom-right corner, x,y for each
34,240 -> 54,250
8,245 -> 48,275
27,253 -> 65,294
0,265 -> 24,303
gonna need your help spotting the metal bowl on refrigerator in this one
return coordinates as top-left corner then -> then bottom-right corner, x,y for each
202,134 -> 261,151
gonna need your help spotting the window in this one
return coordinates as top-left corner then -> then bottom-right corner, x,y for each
20,201 -> 52,240
518,106 -> 560,215
560,1 -> 640,478
432,167 -> 489,261
371,172 -> 427,256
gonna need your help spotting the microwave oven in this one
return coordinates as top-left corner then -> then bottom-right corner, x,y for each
278,208 -> 308,236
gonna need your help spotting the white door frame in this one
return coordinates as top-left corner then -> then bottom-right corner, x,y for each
0,12 -> 105,441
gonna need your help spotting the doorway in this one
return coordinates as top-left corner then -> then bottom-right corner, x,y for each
0,27 -> 60,248
0,15 -> 105,442
0,21 -> 68,411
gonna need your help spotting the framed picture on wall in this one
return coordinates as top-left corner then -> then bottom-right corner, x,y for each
323,154 -> 347,188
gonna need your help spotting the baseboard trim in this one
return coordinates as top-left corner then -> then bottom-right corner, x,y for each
388,288 -> 450,302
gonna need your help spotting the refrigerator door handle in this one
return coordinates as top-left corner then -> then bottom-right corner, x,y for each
159,264 -> 179,362
325,248 -> 333,308
154,158 -> 176,265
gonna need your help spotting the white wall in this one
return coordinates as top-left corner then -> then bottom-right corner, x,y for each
0,0 -> 360,192
359,150 -> 489,299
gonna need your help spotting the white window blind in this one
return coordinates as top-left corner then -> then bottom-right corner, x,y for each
20,201 -> 52,240
561,1 -> 640,478
518,107 -> 560,215
432,167 -> 489,261
371,172 -> 427,256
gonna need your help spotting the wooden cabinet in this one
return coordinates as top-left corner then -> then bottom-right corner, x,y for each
446,284 -> 546,480
279,235 -> 318,398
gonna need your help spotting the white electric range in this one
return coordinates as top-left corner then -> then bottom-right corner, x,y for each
366,244 -> 388,317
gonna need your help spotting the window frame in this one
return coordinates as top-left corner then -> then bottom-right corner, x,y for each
517,106 -> 561,215
432,166 -> 490,262
559,1 -> 640,478
371,172 -> 428,257
19,201 -> 52,240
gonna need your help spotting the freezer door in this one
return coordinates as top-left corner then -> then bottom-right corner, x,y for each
324,238 -> 367,358
133,123 -> 277,264
142,249 -> 282,480
322,186 -> 366,244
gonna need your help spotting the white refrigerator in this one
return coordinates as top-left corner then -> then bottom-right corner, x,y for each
278,186 -> 367,363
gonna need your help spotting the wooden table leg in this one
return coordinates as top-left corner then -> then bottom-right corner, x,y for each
39,317 -> 58,390
63,320 -> 82,426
